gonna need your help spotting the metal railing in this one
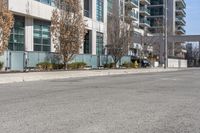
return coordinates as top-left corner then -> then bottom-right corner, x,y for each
140,7 -> 150,14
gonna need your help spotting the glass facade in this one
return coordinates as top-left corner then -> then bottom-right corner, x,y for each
9,16 -> 25,51
96,0 -> 104,22
96,32 -> 104,55
33,20 -> 51,52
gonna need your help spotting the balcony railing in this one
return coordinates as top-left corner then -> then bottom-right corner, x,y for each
140,0 -> 150,5
126,0 -> 139,8
176,8 -> 186,16
128,11 -> 139,20
176,0 -> 186,8
176,17 -> 186,25
140,7 -> 150,15
176,26 -> 186,34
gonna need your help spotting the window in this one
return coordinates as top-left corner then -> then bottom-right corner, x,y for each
96,0 -> 104,22
9,16 -> 25,51
96,32 -> 104,55
107,0 -> 112,13
84,0 -> 90,17
84,31 -> 91,54
33,20 -> 51,52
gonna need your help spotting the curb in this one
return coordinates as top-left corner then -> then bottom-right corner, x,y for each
0,68 -> 184,84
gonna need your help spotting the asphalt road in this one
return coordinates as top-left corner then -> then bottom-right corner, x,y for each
0,69 -> 200,133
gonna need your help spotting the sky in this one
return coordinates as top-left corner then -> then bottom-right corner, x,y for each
185,0 -> 200,35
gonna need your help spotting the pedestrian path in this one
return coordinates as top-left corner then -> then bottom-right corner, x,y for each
0,68 -> 184,84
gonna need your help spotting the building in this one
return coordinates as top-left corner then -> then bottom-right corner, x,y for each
7,0 -> 107,55
1,0 -> 187,70
148,0 -> 186,57
7,0 -> 186,55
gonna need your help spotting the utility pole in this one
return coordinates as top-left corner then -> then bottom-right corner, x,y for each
164,0 -> 168,69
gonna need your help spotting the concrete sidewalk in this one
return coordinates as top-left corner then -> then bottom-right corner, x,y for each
0,68 -> 184,84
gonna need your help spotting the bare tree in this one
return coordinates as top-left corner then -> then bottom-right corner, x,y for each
0,0 -> 14,55
107,0 -> 133,68
51,0 -> 86,69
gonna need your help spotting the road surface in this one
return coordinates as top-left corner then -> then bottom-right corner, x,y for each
0,69 -> 200,133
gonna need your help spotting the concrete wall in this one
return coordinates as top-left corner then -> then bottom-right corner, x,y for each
168,58 -> 187,68
9,0 -> 54,20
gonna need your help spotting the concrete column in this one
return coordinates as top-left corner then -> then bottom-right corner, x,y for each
103,0 -> 107,52
167,0 -> 175,35
25,17 -> 33,51
92,0 -> 96,20
92,30 -> 97,55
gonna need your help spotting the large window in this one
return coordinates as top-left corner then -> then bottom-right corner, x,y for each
96,0 -> 104,22
9,16 -> 25,51
34,20 -> 51,52
96,32 -> 104,55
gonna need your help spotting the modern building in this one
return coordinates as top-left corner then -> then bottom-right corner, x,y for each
148,0 -> 186,35
148,0 -> 186,57
1,0 -> 188,70
7,0 -> 186,55
7,0 -> 107,56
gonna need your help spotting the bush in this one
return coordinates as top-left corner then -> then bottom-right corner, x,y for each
132,61 -> 138,68
52,63 -> 65,70
103,63 -> 115,68
67,62 -> 87,70
122,62 -> 132,68
122,61 -> 138,68
36,62 -> 53,71
0,62 -> 4,70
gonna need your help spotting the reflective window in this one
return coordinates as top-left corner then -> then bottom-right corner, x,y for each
96,32 -> 104,55
96,0 -> 104,22
9,16 -> 25,51
33,20 -> 51,52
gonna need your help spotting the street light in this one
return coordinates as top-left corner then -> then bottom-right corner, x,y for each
164,0 -> 168,69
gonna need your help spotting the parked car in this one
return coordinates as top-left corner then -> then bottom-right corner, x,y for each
141,59 -> 151,68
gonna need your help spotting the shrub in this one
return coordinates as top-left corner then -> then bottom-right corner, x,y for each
131,61 -> 138,68
104,63 -> 115,68
67,62 -> 87,70
122,62 -> 132,68
121,61 -> 138,68
52,63 -> 65,70
36,62 -> 53,71
0,62 -> 4,70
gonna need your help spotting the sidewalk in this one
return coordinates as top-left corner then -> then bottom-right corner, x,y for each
0,68 -> 184,84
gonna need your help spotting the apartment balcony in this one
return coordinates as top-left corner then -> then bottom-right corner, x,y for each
140,0 -> 150,5
176,0 -> 186,9
140,7 -> 150,16
139,18 -> 150,27
176,7 -> 186,17
125,0 -> 139,8
176,26 -> 186,34
126,10 -> 139,21
175,17 -> 186,26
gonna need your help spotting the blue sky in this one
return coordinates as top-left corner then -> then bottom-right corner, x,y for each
185,0 -> 200,35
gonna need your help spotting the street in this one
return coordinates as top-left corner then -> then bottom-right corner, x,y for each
0,69 -> 200,133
